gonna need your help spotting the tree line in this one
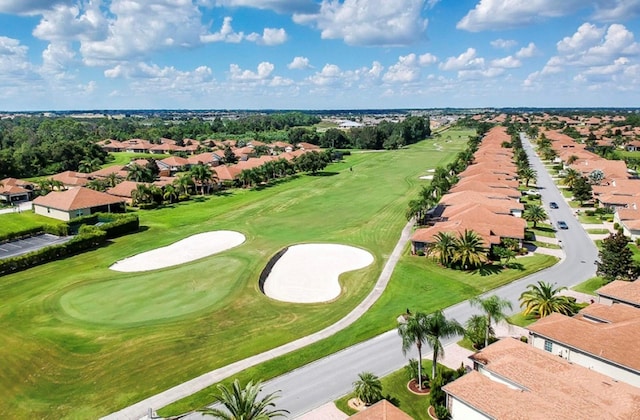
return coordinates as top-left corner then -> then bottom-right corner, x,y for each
0,113 -> 429,179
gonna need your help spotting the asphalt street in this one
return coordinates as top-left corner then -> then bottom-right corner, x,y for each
182,134 -> 599,419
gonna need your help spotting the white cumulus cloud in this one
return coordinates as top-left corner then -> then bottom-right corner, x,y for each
439,48 -> 484,71
288,56 -> 312,70
229,62 -> 275,81
293,0 -> 428,46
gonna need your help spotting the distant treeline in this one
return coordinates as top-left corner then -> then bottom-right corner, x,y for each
0,112 -> 430,179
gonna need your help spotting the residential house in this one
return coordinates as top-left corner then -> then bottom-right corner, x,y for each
596,280 -> 640,308
527,303 -> 640,387
614,206 -> 640,239
158,156 -> 190,175
443,338 -> 640,420
106,180 -> 145,205
187,152 -> 223,167
33,187 -> 125,221
51,170 -> 91,188
0,178 -> 34,203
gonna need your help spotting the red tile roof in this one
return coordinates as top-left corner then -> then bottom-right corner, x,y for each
33,187 -> 125,211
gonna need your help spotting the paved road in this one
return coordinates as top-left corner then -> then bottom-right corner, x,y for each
177,134 -> 599,419
0,233 -> 72,259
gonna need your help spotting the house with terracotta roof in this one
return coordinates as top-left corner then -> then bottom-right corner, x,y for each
187,152 -> 223,167
527,303 -> 640,387
33,187 -> 125,221
158,156 -> 190,174
348,399 -> 412,419
50,170 -> 91,188
596,280 -> 640,308
106,181 -> 146,205
614,206 -> 640,239
0,178 -> 34,203
443,338 -> 640,420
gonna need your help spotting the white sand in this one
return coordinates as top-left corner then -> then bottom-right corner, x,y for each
419,175 -> 434,180
110,231 -> 245,272
263,244 -> 374,303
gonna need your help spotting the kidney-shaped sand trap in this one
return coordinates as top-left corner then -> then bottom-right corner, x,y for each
263,244 -> 374,303
110,231 -> 245,272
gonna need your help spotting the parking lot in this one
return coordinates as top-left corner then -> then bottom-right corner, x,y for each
0,234 -> 73,259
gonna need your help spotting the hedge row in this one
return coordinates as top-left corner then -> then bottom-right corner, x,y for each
0,229 -> 107,276
0,213 -> 139,276
0,226 -> 45,244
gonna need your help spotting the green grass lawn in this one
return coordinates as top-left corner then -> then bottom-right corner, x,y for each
528,223 -> 556,238
0,212 -> 64,236
334,361 -> 449,420
0,126 -> 559,419
572,276 -> 607,295
160,252 -> 557,416
1,131 -> 472,418
526,241 -> 561,250
105,152 -> 170,166
586,228 -> 610,234
508,311 -> 538,327
578,214 -> 604,224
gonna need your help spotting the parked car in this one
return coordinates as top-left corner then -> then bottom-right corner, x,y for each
523,189 -> 540,197
557,220 -> 568,230
549,202 -> 559,209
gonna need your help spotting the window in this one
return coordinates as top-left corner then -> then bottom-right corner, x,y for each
544,340 -> 553,352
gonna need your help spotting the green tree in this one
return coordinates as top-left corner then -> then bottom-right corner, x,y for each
588,169 -> 604,185
469,295 -> 513,348
572,176 -> 593,205
562,168 -> 581,190
162,183 -> 178,204
200,379 -> 288,420
597,231 -> 640,282
78,157 -> 102,173
352,372 -> 383,406
126,164 -> 153,182
519,281 -> 577,318
398,312 -> 430,390
452,230 -> 487,269
523,204 -> 547,228
428,231 -> 457,267
423,311 -> 465,380
223,145 -> 239,164
190,163 -> 216,195
518,167 -> 537,187
464,315 -> 491,350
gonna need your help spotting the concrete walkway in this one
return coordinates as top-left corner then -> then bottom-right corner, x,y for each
103,219 -> 417,420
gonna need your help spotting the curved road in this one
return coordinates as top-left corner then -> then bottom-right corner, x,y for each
111,133 -> 599,419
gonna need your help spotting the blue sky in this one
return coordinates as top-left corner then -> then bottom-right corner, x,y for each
1,0 -> 640,111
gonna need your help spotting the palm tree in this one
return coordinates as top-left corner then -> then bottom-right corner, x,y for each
566,155 -> 579,165
423,310 -> 465,379
131,184 -> 153,206
469,295 -> 513,348
78,157 -> 101,173
428,231 -> 457,267
398,312 -> 430,390
452,229 -> 487,269
352,372 -> 383,406
562,168 -> 581,190
519,281 -> 577,318
200,379 -> 288,420
523,204 -> 547,228
518,167 -> 537,187
162,183 -> 178,204
190,163 -> 214,195
239,169 -> 252,188
127,164 -> 152,182
464,314 -> 491,350
105,172 -> 123,188
174,173 -> 194,196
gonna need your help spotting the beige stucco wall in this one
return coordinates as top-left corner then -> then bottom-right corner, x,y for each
33,205 -> 90,221
448,396 -> 491,420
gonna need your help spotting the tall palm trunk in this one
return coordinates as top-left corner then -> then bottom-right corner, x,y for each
417,341 -> 423,390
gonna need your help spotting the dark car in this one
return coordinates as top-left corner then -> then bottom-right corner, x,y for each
549,202 -> 559,209
557,220 -> 568,230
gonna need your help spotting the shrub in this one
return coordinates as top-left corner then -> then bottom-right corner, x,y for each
405,359 -> 429,384
434,404 -> 451,420
520,335 -> 529,343
429,374 -> 446,407
585,210 -> 596,216
416,250 -> 425,257
613,222 -> 620,231
0,226 -> 45,244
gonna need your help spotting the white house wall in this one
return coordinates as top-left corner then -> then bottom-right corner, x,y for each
448,396 -> 492,420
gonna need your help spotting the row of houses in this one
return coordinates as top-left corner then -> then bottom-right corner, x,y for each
3,143 -> 322,221
410,126 -> 526,254
539,129 -> 640,239
443,281 -> 640,419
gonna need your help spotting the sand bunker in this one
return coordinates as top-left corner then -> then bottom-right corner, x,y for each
110,231 -> 245,272
263,244 -> 374,303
